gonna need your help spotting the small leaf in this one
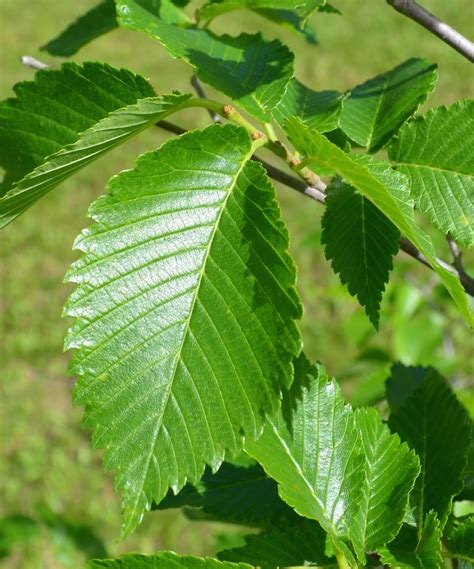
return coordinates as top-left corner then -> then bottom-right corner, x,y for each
273,79 -> 343,133
218,520 -> 335,568
88,552 -> 252,569
284,118 -> 473,325
350,407 -> 420,562
388,368 -> 472,527
389,100 -> 474,248
379,512 -> 443,569
447,516 -> 474,563
41,0 -> 117,57
65,124 -> 302,536
321,174 -> 401,328
340,58 -> 438,152
245,354 -> 364,560
154,462 -> 298,528
116,0 -> 294,121
252,9 -> 318,44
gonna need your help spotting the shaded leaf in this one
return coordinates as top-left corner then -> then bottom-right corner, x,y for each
116,0 -> 294,121
154,462 -> 298,528
218,520 -> 334,568
388,369 -> 472,527
389,101 -> 474,248
340,58 -> 437,152
385,363 -> 429,411
88,552 -> 252,569
64,124 -> 302,536
273,79 -> 343,133
447,516 -> 474,563
284,118 -> 473,325
252,9 -> 318,44
379,512 -> 442,569
321,176 -> 400,328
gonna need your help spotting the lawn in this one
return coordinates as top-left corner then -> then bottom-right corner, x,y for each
1,0 -> 473,566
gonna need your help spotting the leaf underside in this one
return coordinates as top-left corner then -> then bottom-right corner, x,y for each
64,123 -> 302,537
340,58 -> 438,152
116,0 -> 294,121
389,100 -> 474,248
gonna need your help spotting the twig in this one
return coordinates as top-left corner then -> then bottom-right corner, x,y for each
190,75 -> 222,123
155,119 -> 474,297
386,0 -> 474,62
20,55 -> 50,70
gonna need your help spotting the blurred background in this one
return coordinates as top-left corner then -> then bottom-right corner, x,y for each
1,0 -> 473,566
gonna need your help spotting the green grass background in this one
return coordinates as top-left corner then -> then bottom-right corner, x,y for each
1,0 -> 473,566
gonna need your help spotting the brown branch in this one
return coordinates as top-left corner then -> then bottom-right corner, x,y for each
156,118 -> 474,297
386,0 -> 474,62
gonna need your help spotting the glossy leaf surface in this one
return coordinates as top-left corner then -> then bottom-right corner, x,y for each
64,124 -> 302,536
88,552 -> 252,569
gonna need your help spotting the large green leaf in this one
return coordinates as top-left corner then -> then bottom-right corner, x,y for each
447,516 -> 474,563
388,369 -> 472,528
88,552 -> 252,569
350,408 -> 420,562
339,58 -> 437,152
41,0 -> 118,56
272,78 -> 343,133
197,0 -> 326,23
321,175 -> 401,328
284,118 -> 473,325
379,512 -> 442,569
385,363 -> 428,411
245,354 -> 363,560
0,64 -> 193,227
116,0 -> 294,121
389,101 -> 474,248
64,124 -> 302,537
218,520 -> 335,568
155,462 -> 298,527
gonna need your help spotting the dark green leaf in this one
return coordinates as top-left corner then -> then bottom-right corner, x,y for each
385,363 -> 429,411
88,552 -> 252,569
321,175 -> 401,328
447,516 -> 474,563
273,79 -> 343,133
197,0 -> 326,23
154,462 -> 298,528
116,0 -> 294,121
64,124 -> 302,536
389,101 -> 474,248
340,58 -> 437,152
218,520 -> 334,568
41,0 -> 117,57
388,369 -> 472,527
379,512 -> 442,569
252,9 -> 318,44
284,118 -> 473,325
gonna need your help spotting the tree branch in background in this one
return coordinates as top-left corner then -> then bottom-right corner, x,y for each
191,75 -> 222,123
156,119 -> 474,297
386,0 -> 474,62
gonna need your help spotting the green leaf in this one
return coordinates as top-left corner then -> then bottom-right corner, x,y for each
197,0 -> 326,24
385,363 -> 428,411
41,0 -> 117,57
0,64 -> 193,227
154,462 -> 298,527
252,9 -> 318,45
245,354 -> 363,560
41,0 -> 190,57
217,520 -> 335,568
339,58 -> 437,152
447,516 -> 474,563
284,118 -> 473,325
88,552 -> 252,569
64,123 -> 302,537
389,101 -> 474,248
350,407 -> 420,562
321,176 -> 401,328
116,0 -> 294,121
272,79 -> 343,133
379,512 -> 443,569
388,369 -> 472,527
